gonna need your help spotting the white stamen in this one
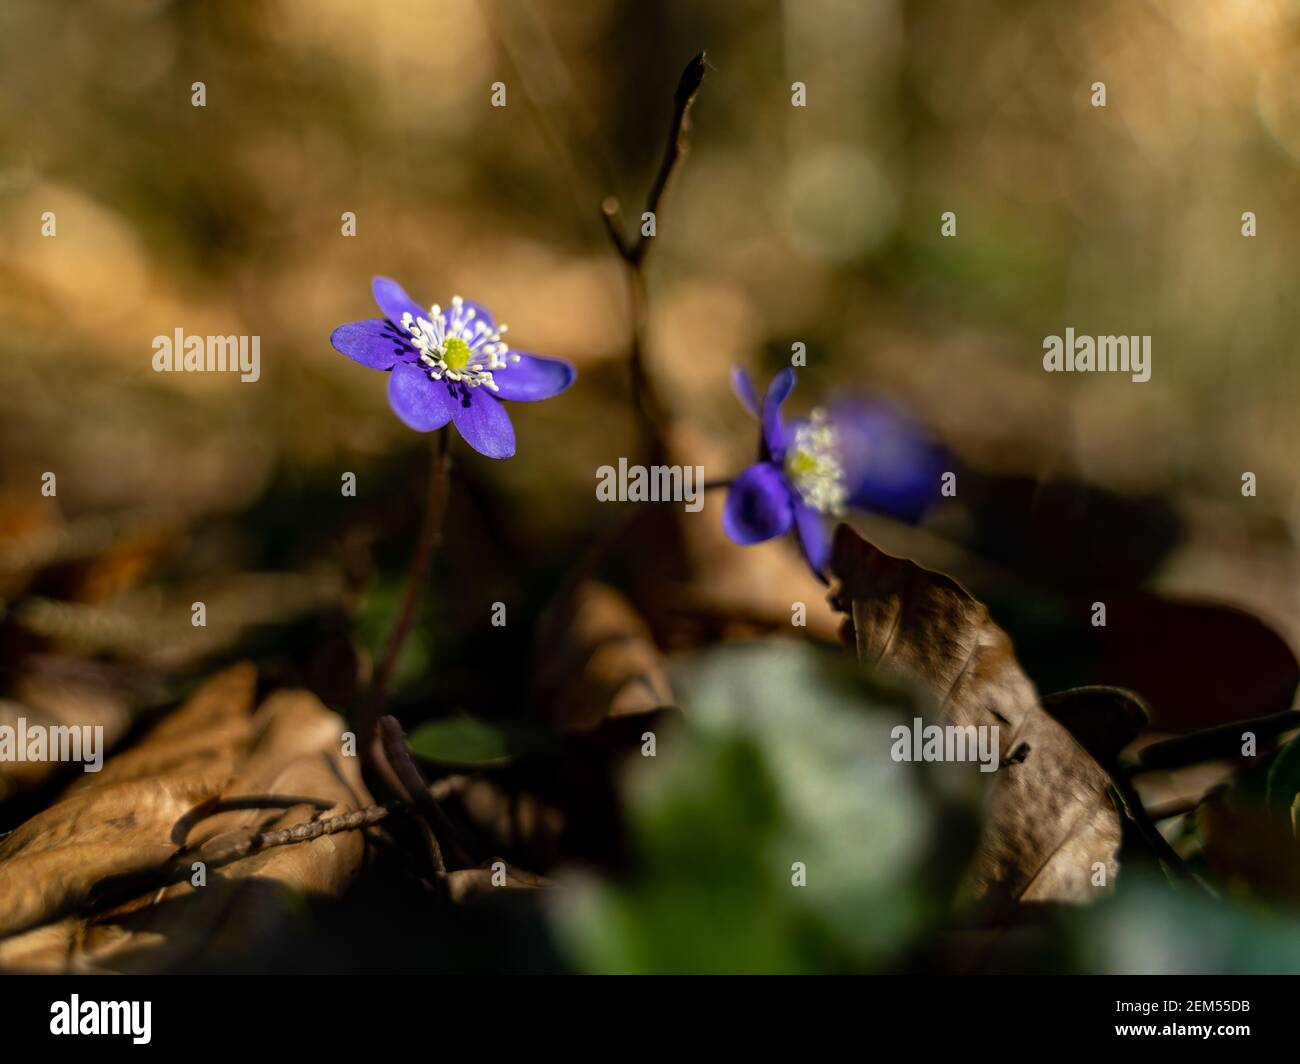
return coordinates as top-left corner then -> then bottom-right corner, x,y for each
401,294 -> 514,391
785,408 -> 848,514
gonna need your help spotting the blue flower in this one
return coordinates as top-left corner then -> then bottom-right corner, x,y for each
330,277 -> 576,458
724,367 -> 944,578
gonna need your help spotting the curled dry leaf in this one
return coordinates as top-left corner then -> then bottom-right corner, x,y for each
432,773 -> 567,871
0,662 -> 372,972
533,581 -> 674,733
828,524 -> 1120,909
1041,685 -> 1150,768
0,675 -> 133,800
444,861 -> 552,906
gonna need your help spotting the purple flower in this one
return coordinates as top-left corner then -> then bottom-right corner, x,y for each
330,277 -> 576,458
724,367 -> 944,578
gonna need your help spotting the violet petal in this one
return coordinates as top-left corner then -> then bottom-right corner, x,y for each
330,319 -> 415,370
723,461 -> 795,544
451,387 -> 516,458
388,363 -> 455,431
491,352 -> 577,402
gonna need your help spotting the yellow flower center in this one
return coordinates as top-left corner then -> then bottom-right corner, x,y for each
786,451 -> 820,479
442,337 -> 472,372
400,296 -> 519,392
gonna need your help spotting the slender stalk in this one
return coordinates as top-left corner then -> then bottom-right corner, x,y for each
1109,778 -> 1216,896
601,52 -> 708,460
356,426 -> 452,829
621,52 -> 708,270
379,715 -> 473,871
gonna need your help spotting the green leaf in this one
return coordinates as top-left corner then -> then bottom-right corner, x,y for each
407,715 -> 513,766
550,641 -> 982,974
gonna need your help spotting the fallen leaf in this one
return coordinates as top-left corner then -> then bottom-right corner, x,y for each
431,772 -> 567,870
445,861 -> 551,905
0,773 -> 225,941
0,675 -> 133,800
1041,685 -> 1150,767
63,660 -> 255,793
533,581 -> 674,733
829,523 -> 1120,908
0,662 -> 373,972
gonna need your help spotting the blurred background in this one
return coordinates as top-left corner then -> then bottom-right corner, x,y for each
1,0 -> 1299,973
2,0 -> 1297,625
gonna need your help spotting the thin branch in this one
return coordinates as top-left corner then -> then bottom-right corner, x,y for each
85,803 -> 400,910
534,54 -> 713,714
632,51 -> 708,268
194,802 -> 397,868
601,52 -> 709,458
1109,778 -> 1216,896
171,793 -> 336,845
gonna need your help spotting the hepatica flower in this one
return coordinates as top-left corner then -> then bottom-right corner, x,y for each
725,366 -> 944,579
330,277 -> 576,458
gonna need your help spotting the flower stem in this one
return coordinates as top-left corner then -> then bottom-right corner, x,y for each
358,426 -> 451,799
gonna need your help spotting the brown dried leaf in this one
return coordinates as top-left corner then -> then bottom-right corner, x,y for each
829,524 -> 1120,908
63,660 -> 256,792
444,860 -> 551,905
534,581 -> 674,732
431,773 -> 566,870
0,676 -> 133,800
0,773 -> 224,940
0,662 -> 372,972
1041,685 -> 1150,767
